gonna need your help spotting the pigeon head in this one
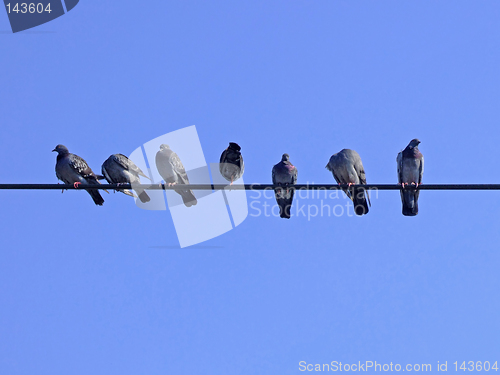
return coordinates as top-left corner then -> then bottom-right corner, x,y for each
228,142 -> 241,151
52,144 -> 69,154
281,153 -> 290,162
159,144 -> 170,151
408,139 -> 421,149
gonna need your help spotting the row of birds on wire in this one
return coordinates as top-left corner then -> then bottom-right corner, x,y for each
52,138 -> 424,218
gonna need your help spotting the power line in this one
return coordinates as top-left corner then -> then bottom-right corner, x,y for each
0,184 -> 500,191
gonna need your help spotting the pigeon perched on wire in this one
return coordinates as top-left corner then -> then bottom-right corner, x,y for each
101,154 -> 151,203
397,139 -> 424,216
272,153 -> 298,219
326,149 -> 370,216
155,144 -> 197,207
219,142 -> 244,184
53,144 -> 105,206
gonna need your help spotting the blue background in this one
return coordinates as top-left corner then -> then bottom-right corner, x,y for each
1,1 -> 499,374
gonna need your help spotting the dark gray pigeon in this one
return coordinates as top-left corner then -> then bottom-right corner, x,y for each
219,142 -> 244,184
397,139 -> 424,216
53,144 -> 105,206
326,149 -> 370,216
155,144 -> 197,207
102,154 -> 151,203
272,154 -> 298,219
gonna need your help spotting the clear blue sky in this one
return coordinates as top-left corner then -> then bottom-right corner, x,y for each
1,1 -> 499,374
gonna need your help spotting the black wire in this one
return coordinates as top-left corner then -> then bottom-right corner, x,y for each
0,184 -> 499,190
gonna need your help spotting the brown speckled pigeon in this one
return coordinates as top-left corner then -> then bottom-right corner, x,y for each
219,142 -> 244,184
272,153 -> 297,219
53,144 -> 105,206
397,139 -> 424,216
102,154 -> 151,203
155,144 -> 197,207
326,149 -> 370,216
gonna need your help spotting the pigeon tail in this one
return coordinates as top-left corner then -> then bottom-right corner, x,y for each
279,198 -> 293,219
352,186 -> 369,216
275,186 -> 294,219
402,190 -> 418,216
137,190 -> 151,203
178,190 -> 197,207
119,186 -> 151,203
81,176 -> 105,206
88,190 -> 105,206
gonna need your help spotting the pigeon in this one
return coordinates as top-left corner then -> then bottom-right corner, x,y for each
101,154 -> 151,203
53,144 -> 105,206
219,142 -> 244,184
272,153 -> 298,219
326,149 -> 370,216
155,144 -> 197,207
397,139 -> 424,216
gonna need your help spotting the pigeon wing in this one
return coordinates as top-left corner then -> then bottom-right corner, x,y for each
170,152 -> 190,185
69,154 -> 97,180
418,155 -> 424,184
70,153 -> 105,205
353,157 -> 370,207
291,165 -> 298,185
112,154 -> 150,179
396,151 -> 404,184
220,148 -> 228,164
413,153 -> 424,209
396,151 -> 406,209
353,154 -> 367,185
